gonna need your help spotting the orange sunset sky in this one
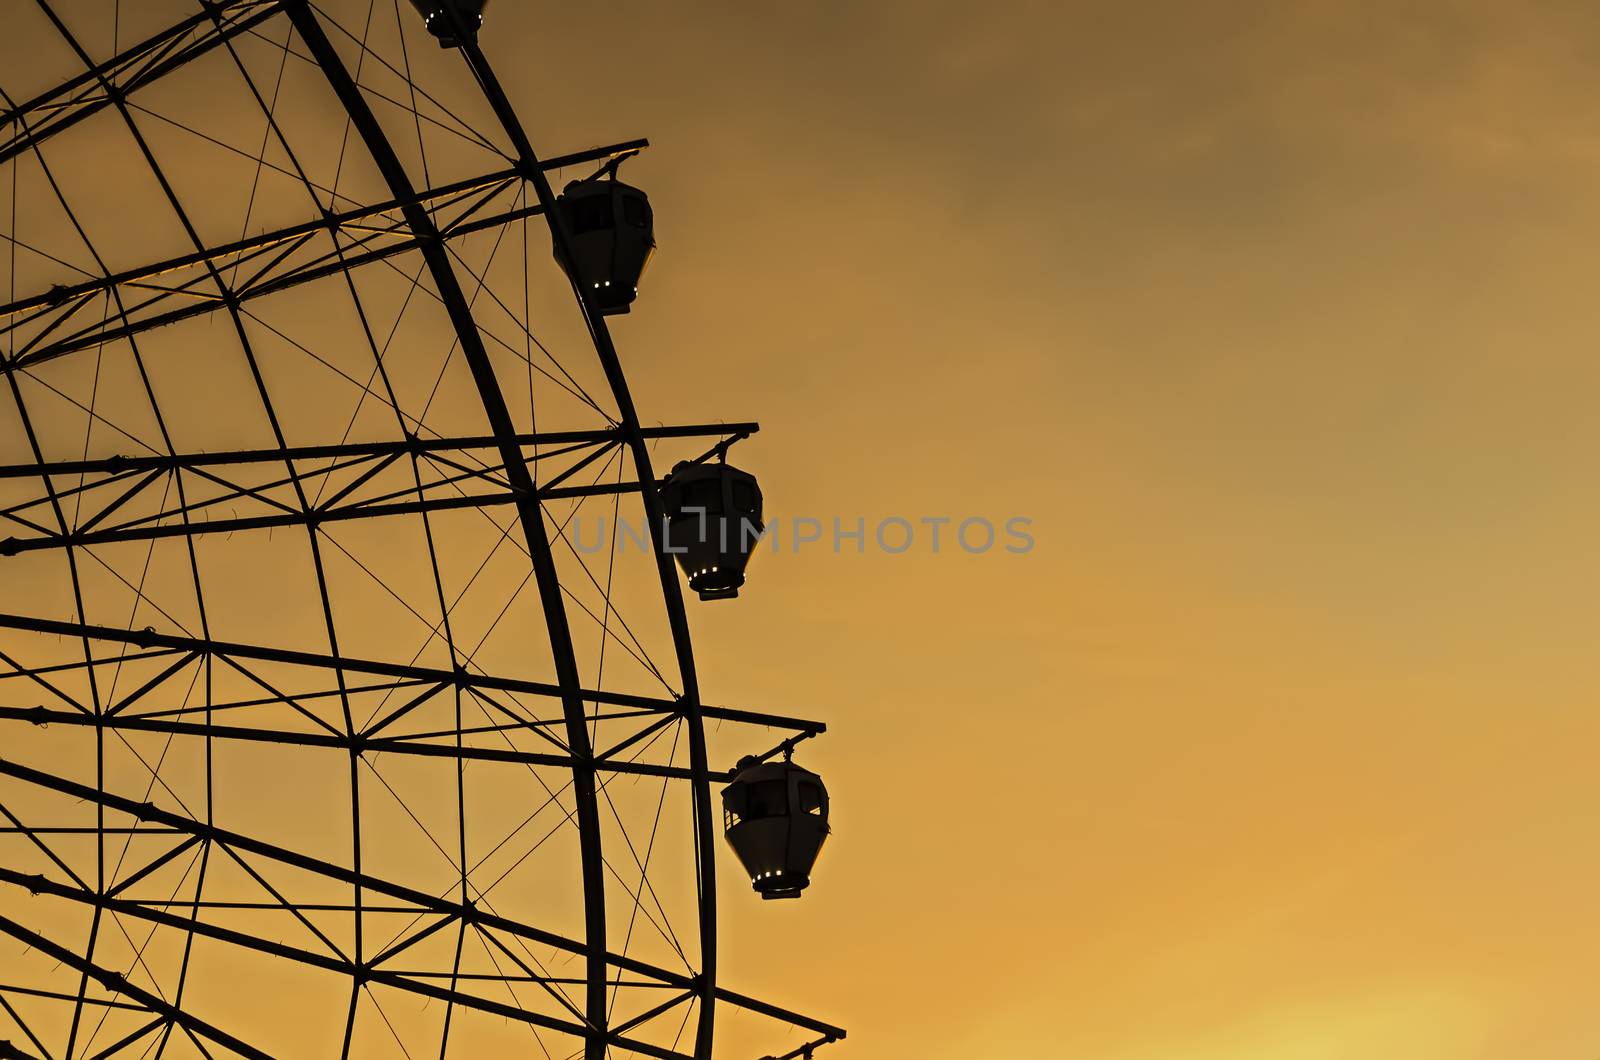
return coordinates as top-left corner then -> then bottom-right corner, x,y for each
585,3 -> 1600,1055
7,1 -> 1600,1058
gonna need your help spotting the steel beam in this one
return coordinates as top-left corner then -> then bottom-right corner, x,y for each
446,23 -> 737,1054
0,910 -> 272,1059
0,867 -> 690,1060
0,137 -> 643,324
0,706 -> 730,781
0,612 -> 831,733
0,754 -> 847,1042
0,422 -> 753,479
283,7 -> 614,1050
0,1 -> 281,168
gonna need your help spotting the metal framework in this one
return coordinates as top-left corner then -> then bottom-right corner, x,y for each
0,2 -> 843,1057
0,141 -> 643,370
0,423 -> 754,553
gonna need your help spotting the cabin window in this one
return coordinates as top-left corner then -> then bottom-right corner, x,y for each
743,779 -> 788,820
797,782 -> 824,816
566,195 -> 613,234
673,478 -> 721,515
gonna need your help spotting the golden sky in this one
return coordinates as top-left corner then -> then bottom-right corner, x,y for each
553,2 -> 1600,1056
6,1 -> 1600,1058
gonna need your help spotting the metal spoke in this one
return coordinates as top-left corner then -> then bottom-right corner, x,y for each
1,2 -> 843,1055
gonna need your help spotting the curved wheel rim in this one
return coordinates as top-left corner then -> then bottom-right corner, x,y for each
0,3 -> 842,1056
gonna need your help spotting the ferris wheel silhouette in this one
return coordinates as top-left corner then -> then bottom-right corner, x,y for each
0,2 -> 840,1057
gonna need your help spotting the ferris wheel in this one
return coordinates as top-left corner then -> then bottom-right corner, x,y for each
0,2 -> 841,1057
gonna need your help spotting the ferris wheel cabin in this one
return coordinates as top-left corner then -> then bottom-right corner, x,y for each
407,0 -> 487,46
552,178 -> 656,315
722,756 -> 830,900
659,459 -> 763,600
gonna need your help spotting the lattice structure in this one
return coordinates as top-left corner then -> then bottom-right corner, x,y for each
0,3 -> 842,1057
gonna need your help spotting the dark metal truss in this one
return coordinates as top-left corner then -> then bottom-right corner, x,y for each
0,0 -> 282,170
443,20 -> 743,1052
0,138 -> 645,371
276,9 -> 625,1051
1,0 -> 845,1055
0,756 -> 847,1055
0,422 -> 753,555
0,632 -> 826,787
0,911 -> 271,1059
0,612 -> 828,741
